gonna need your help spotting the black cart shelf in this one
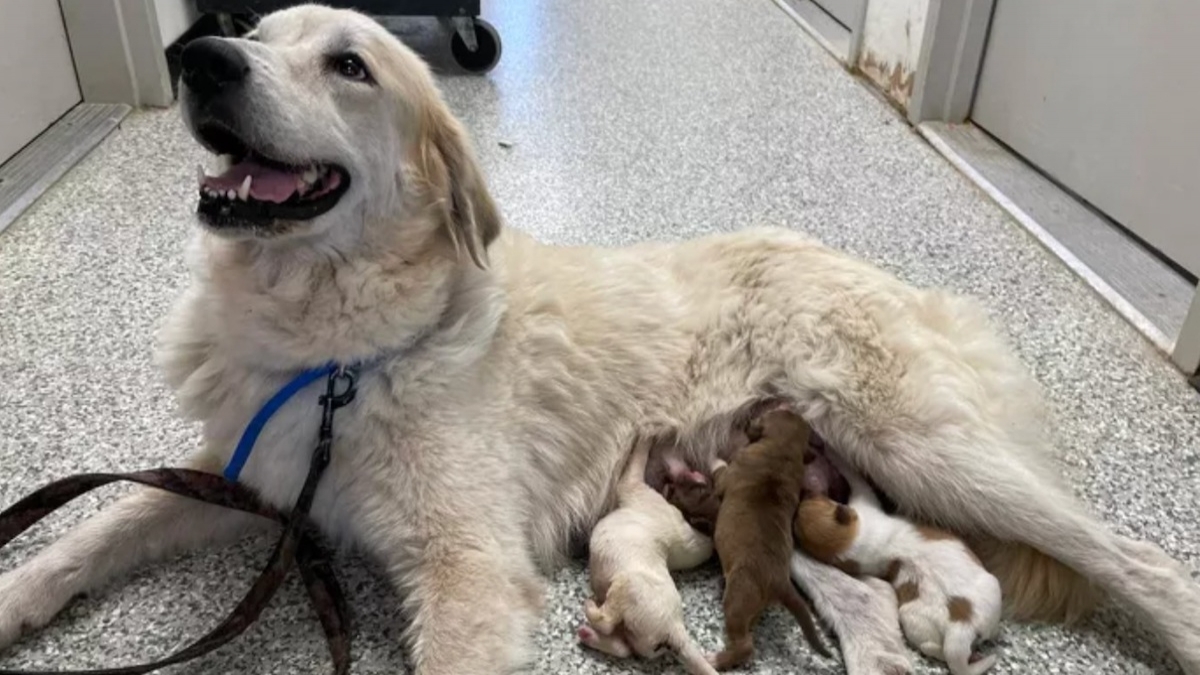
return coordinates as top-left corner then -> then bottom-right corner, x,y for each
193,0 -> 501,73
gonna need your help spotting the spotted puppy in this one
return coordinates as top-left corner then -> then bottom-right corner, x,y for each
580,431 -> 718,675
795,460 -> 1002,675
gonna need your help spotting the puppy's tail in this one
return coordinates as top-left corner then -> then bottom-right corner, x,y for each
667,624 -> 719,675
944,622 -> 996,675
775,581 -> 831,657
968,537 -> 1103,624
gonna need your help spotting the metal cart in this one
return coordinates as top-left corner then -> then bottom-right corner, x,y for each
193,0 -> 502,73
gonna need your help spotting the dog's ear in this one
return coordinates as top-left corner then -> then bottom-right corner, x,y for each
418,106 -> 501,268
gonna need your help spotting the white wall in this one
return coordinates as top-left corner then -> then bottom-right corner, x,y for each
857,0 -> 929,108
155,0 -> 198,46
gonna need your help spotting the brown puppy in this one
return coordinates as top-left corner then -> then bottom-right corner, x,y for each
704,409 -> 829,669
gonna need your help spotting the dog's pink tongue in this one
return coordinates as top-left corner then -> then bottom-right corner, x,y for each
201,161 -> 300,203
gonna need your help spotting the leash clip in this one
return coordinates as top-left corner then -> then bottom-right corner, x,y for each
313,366 -> 358,473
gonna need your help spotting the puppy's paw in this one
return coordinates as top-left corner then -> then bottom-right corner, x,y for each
577,624 -> 632,659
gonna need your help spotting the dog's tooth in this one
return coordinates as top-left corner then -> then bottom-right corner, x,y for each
238,175 -> 252,201
301,168 -> 318,184
226,189 -> 236,200
196,164 -> 206,188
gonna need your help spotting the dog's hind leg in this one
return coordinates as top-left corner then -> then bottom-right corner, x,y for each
843,430 -> 1200,674
0,454 -> 266,650
790,553 -> 912,675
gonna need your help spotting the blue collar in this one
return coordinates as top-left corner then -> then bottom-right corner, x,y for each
223,362 -> 347,481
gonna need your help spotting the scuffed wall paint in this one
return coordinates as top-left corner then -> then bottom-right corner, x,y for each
857,0 -> 929,108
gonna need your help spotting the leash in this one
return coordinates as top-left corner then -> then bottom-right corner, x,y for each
0,365 -> 359,674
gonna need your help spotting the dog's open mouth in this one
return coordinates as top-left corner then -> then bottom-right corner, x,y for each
193,123 -> 350,226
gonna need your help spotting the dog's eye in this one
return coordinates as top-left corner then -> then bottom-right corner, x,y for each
332,54 -> 370,82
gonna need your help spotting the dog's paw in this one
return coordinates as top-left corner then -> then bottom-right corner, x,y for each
0,567 -> 62,650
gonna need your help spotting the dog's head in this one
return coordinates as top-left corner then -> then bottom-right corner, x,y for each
180,5 -> 498,263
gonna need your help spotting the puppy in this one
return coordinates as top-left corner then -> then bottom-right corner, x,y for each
704,409 -> 828,669
798,434 -> 851,504
665,421 -> 848,533
795,465 -> 1002,675
581,432 -> 718,675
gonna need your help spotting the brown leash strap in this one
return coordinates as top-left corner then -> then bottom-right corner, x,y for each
0,468 -> 349,675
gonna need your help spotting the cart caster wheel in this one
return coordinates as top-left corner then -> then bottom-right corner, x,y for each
450,18 -> 501,74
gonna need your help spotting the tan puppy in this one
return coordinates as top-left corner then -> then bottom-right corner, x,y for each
581,432 -> 717,675
796,464 -> 1002,675
704,410 -> 828,670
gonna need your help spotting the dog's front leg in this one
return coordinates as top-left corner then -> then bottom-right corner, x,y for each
789,552 -> 911,675
391,528 -> 545,675
0,454 -> 266,650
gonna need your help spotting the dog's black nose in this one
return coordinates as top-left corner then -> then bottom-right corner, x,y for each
181,37 -> 249,98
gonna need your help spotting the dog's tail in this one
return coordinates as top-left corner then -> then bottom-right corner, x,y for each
944,621 -> 996,675
775,581 -> 831,657
969,537 -> 1103,624
667,624 -> 719,675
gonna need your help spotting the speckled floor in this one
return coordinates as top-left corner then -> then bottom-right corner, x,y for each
0,0 -> 1197,673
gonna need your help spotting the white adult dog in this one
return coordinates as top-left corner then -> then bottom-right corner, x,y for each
0,6 -> 1196,675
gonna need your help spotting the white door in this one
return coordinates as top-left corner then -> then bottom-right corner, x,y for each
0,0 -> 81,164
972,0 -> 1200,276
812,0 -> 864,29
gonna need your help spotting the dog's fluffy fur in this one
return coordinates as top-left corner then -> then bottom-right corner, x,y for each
1,6 -> 1199,675
796,463 -> 1002,675
581,432 -> 716,674
705,410 -> 827,669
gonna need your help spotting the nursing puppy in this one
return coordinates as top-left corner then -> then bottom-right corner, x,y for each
706,410 -> 828,670
796,468 -> 1002,675
581,431 -> 717,675
1,6 -> 1199,675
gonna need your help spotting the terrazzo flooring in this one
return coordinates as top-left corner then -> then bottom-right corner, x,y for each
0,0 -> 1197,673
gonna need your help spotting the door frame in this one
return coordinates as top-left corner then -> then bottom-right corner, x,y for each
907,0 -> 1200,379
907,0 -> 995,125
1176,289 -> 1200,378
58,0 -> 174,108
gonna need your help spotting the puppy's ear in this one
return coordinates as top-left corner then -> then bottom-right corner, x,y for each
418,106 -> 501,268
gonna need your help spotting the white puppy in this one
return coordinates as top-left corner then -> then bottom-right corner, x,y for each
581,432 -> 717,675
796,466 -> 1002,675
